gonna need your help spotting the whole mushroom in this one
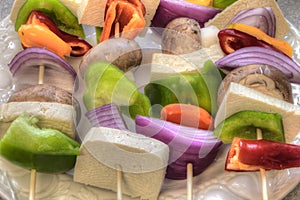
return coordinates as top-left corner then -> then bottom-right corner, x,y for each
217,64 -> 294,106
161,17 -> 202,54
79,37 -> 142,74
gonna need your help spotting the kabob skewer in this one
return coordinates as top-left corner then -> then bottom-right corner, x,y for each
117,165 -> 123,200
29,64 -> 46,200
29,169 -> 36,200
256,128 -> 268,200
187,163 -> 193,200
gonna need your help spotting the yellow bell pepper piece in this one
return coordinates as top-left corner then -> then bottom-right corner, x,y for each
18,24 -> 72,58
228,23 -> 293,58
185,0 -> 212,6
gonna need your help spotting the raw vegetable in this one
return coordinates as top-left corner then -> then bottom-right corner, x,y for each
8,47 -> 76,93
144,60 -> 223,116
15,0 -> 85,38
100,0 -> 146,42
213,0 -> 237,9
85,103 -> 128,131
18,24 -> 72,58
79,37 -> 142,73
0,114 -> 80,173
214,46 -> 300,84
218,28 -> 278,55
8,47 -> 76,78
185,0 -> 211,6
151,0 -> 221,29
217,64 -> 294,105
160,103 -> 214,130
135,115 -> 222,179
227,23 -> 293,57
162,17 -> 202,54
83,62 -> 151,118
214,110 -> 285,144
8,84 -> 73,105
26,10 -> 92,57
227,7 -> 276,37
226,137 -> 300,171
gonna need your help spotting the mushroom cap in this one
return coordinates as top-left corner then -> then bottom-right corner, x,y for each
217,64 -> 294,106
79,37 -> 142,74
161,17 -> 202,54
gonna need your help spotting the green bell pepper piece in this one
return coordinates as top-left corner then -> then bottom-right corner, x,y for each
15,0 -> 85,38
144,60 -> 223,116
83,62 -> 151,118
214,110 -> 285,144
213,0 -> 237,9
0,114 -> 80,173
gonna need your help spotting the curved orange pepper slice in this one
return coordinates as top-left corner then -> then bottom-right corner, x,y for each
228,23 -> 293,57
18,24 -> 72,58
100,0 -> 146,42
105,0 -> 146,16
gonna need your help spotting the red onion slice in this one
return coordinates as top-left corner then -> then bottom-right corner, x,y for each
151,0 -> 221,29
215,46 -> 300,84
228,7 -> 276,37
135,115 -> 222,180
8,47 -> 77,92
86,103 -> 128,131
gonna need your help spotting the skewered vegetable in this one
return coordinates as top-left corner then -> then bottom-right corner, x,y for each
83,62 -> 151,118
226,137 -> 300,171
0,114 -> 80,173
214,110 -> 285,144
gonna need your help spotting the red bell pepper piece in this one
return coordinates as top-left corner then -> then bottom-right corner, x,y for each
218,29 -> 278,55
226,137 -> 300,171
26,10 -> 92,57
100,0 -> 146,42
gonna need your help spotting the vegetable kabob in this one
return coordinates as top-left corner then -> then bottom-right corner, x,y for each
73,62 -> 169,199
213,83 -> 300,199
0,47 -> 81,199
208,0 -> 300,199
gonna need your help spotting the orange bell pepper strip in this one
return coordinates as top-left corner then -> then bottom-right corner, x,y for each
160,103 -> 214,130
100,0 -> 146,42
228,23 -> 293,57
18,24 -> 72,58
105,0 -> 146,16
185,0 -> 212,6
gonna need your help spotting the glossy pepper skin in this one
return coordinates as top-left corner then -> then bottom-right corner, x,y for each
144,60 -> 223,117
18,24 -> 72,58
83,62 -> 151,118
226,137 -> 300,171
100,0 -> 146,42
26,10 -> 92,57
213,0 -> 237,9
15,0 -> 85,38
0,114 -> 80,173
214,110 -> 285,144
218,28 -> 277,54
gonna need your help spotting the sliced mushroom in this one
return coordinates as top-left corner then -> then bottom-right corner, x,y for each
8,84 -> 73,105
217,64 -> 293,106
162,17 -> 202,54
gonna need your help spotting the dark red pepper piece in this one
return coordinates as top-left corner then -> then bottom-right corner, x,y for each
26,10 -> 92,57
226,137 -> 300,171
218,29 -> 278,55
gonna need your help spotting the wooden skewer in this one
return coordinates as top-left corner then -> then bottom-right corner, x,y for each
117,165 -> 122,200
29,169 -> 36,200
256,128 -> 268,200
115,22 -> 120,38
29,65 -> 45,200
187,163 -> 193,200
38,65 -> 45,84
